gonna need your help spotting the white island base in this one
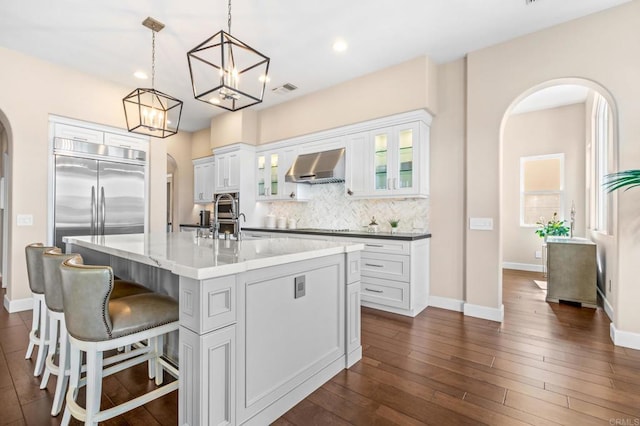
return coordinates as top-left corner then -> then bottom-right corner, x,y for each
64,233 -> 363,425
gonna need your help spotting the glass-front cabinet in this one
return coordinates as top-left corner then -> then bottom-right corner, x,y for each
256,147 -> 310,201
370,122 -> 420,196
256,152 -> 280,199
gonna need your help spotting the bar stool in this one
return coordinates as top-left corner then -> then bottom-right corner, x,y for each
39,248 -> 153,417
59,255 -> 179,425
24,243 -> 56,377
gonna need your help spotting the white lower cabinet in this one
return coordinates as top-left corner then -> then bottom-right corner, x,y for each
243,230 -> 430,317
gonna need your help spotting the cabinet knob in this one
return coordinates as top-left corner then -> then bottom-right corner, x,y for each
290,192 -> 295,199
347,188 -> 353,196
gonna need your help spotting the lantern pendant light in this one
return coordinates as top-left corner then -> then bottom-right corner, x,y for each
187,0 -> 270,112
123,17 -> 183,138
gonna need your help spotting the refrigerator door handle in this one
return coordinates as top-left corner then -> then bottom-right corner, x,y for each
100,186 -> 106,235
90,186 -> 96,235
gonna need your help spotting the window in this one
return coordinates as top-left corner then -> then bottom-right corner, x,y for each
520,154 -> 564,227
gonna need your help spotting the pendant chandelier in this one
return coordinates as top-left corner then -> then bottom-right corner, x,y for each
187,0 -> 270,112
123,17 -> 183,138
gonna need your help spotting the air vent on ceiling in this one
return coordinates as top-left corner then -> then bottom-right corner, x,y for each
272,83 -> 298,95
525,0 -> 537,4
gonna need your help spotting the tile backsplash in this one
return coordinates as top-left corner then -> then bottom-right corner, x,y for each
262,183 -> 429,232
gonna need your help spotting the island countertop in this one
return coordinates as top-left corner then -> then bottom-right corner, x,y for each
63,232 -> 364,281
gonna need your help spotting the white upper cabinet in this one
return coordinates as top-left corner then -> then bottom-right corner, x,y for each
371,122 -> 422,197
256,147 -> 309,201
214,151 -> 240,193
54,123 -> 104,144
53,122 -> 149,153
103,132 -> 148,151
344,132 -> 370,197
346,120 -> 428,199
193,156 -> 215,203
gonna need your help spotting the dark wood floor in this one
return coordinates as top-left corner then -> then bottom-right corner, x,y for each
2,270 -> 640,425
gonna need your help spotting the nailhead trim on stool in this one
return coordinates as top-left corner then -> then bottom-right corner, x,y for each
58,255 -> 179,425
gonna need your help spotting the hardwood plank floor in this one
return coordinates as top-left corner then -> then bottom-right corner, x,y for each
2,269 -> 639,425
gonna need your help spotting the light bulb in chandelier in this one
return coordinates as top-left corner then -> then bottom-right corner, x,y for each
141,106 -> 166,131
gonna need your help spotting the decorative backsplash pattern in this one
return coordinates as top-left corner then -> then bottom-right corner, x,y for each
263,183 -> 429,232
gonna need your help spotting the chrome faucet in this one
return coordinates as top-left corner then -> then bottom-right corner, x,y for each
236,212 -> 246,240
212,193 -> 236,239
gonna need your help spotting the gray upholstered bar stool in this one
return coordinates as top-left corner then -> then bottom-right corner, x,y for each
25,243 -> 56,377
39,248 -> 153,417
59,255 -> 179,425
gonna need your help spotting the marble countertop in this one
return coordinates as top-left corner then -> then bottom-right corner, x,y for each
243,227 -> 431,241
63,233 -> 364,280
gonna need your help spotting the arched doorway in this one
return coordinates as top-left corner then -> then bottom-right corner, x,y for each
499,78 -> 618,317
0,110 -> 12,293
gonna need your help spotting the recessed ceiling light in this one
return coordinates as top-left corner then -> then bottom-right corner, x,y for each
332,39 -> 348,53
134,71 -> 148,79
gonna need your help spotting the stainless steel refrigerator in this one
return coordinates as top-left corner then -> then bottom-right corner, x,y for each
53,138 -> 146,249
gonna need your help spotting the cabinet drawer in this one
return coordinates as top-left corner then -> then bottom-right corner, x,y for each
361,252 -> 410,282
54,123 -> 103,144
351,238 -> 410,255
361,277 -> 409,309
104,132 -> 148,151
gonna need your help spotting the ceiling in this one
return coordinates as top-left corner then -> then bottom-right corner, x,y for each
0,0 -> 630,132
511,85 -> 590,115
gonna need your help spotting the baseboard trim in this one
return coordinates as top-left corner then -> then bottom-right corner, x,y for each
463,303 -> 504,322
610,323 -> 640,350
3,294 -> 33,313
502,262 -> 543,273
428,296 -> 464,312
597,287 -> 614,321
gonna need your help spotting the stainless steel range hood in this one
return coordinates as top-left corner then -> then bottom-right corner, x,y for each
285,148 -> 345,184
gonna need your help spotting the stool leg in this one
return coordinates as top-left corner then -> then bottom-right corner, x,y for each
85,348 -> 103,426
147,338 -> 155,380
51,319 -> 69,416
25,297 -> 38,359
61,345 -> 81,426
34,298 -> 49,376
154,335 -> 164,386
40,314 -> 59,389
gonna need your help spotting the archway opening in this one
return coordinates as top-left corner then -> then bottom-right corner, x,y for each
499,78 -> 618,316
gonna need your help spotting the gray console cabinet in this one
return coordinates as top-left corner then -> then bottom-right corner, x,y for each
546,237 -> 597,308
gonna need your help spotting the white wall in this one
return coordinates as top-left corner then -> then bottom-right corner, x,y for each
0,46 -> 176,305
465,1 -> 640,339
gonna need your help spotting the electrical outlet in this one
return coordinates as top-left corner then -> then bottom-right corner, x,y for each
294,276 -> 306,299
535,250 -> 542,259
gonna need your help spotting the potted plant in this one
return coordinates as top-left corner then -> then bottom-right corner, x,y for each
604,170 -> 640,192
388,219 -> 400,234
535,212 -> 569,240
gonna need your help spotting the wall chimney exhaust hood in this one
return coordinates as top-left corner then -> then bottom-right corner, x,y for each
285,148 -> 345,184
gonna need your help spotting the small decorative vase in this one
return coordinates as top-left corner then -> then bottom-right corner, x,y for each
391,227 -> 398,234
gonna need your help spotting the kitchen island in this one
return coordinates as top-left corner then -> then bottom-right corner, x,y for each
63,232 -> 364,426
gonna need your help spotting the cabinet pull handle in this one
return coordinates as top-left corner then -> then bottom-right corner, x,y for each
72,137 -> 88,141
365,244 -> 384,247
364,288 -> 384,293
365,263 -> 384,268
